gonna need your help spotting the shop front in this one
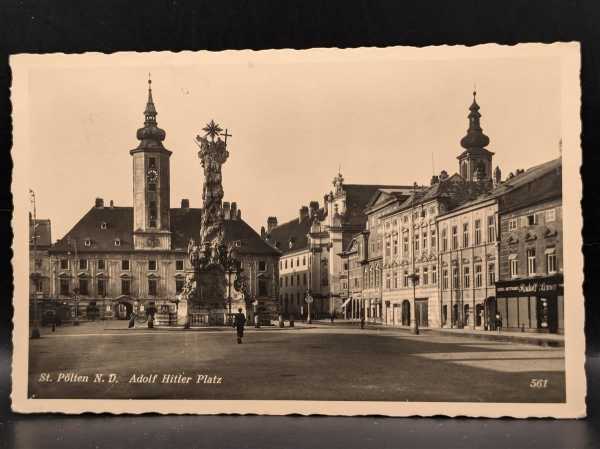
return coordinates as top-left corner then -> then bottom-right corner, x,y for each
494,274 -> 564,334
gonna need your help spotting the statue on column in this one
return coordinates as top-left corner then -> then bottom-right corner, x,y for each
178,121 -> 244,325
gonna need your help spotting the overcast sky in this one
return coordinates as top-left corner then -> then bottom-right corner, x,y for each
21,46 -> 563,241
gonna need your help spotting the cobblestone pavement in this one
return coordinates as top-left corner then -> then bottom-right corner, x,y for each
28,321 -> 565,402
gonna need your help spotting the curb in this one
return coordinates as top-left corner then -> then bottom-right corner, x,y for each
427,329 -> 565,347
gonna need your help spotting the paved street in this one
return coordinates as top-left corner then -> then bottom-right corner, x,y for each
28,321 -> 565,402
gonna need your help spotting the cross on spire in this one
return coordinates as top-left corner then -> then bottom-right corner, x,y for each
221,128 -> 232,143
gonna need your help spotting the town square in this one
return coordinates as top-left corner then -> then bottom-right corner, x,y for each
28,321 -> 565,402
18,46 -> 573,406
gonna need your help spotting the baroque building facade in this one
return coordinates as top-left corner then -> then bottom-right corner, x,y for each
263,205 -> 322,319
264,175 -> 413,318
494,158 -> 563,333
437,195 -> 499,330
46,80 -> 280,324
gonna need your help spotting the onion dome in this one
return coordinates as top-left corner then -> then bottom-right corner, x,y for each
134,76 -> 167,150
460,91 -> 490,150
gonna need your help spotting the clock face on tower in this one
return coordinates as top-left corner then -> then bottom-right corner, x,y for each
147,168 -> 159,183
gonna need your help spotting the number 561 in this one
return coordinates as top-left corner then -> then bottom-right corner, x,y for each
530,379 -> 549,388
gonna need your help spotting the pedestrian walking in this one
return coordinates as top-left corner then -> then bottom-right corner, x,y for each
495,313 -> 502,333
233,308 -> 246,344
330,312 -> 334,323
360,316 -> 365,330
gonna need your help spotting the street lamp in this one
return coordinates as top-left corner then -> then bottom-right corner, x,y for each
30,272 -> 41,339
305,290 -> 313,324
29,189 -> 41,339
410,181 -> 420,336
72,287 -> 80,326
408,272 -> 420,335
223,241 -> 242,325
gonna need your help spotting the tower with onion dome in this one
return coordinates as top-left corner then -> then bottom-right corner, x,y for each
457,91 -> 494,182
130,75 -> 172,250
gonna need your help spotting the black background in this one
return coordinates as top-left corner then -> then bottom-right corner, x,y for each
1,1 -> 600,448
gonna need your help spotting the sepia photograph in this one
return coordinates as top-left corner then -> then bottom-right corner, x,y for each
10,43 -> 585,416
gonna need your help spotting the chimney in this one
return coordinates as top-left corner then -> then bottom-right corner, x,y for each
261,226 -> 266,238
222,201 -> 231,220
109,200 -> 114,208
299,206 -> 309,222
181,199 -> 189,209
439,170 -> 449,181
323,194 -> 329,214
267,216 -> 278,233
230,202 -> 237,220
95,198 -> 104,208
236,209 -> 241,220
430,175 -> 439,185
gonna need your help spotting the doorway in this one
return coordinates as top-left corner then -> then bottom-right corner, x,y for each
415,299 -> 429,328
116,301 -> 133,320
484,297 -> 497,330
401,300 -> 411,326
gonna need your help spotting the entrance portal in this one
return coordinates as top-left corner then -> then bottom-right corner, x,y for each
116,301 -> 133,320
415,299 -> 429,328
484,297 -> 497,330
401,300 -> 410,326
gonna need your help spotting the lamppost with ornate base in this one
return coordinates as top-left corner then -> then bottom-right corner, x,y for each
409,181 -> 420,335
29,189 -> 41,339
72,287 -> 80,326
305,290 -> 313,324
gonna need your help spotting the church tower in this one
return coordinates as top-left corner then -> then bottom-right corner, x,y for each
457,91 -> 494,182
130,77 -> 172,250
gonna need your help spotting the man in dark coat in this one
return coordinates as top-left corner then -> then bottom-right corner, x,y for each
233,308 -> 246,344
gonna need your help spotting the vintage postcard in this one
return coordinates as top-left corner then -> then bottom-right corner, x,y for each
11,43 -> 585,417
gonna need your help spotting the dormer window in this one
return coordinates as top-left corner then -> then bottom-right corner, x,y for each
84,239 -> 92,247
114,238 -> 121,247
100,222 -> 108,230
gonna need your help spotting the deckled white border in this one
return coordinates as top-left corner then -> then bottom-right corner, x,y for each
10,42 -> 586,417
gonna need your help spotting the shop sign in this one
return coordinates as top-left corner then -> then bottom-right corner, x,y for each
496,277 -> 561,297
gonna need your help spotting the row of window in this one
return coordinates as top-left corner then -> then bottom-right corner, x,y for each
373,205 -> 438,231
59,273 -> 271,298
280,255 -> 307,270
280,272 -> 309,288
59,278 -> 182,297
280,292 -> 306,307
509,249 -> 558,278
384,265 -> 440,289
59,258 -> 185,272
370,216 -> 498,261
440,216 -> 497,252
507,208 -> 557,231
441,263 -> 495,290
